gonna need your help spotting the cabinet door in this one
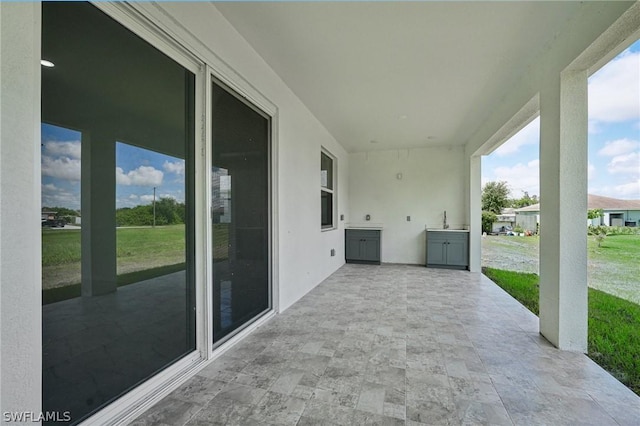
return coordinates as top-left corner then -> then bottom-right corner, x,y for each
446,239 -> 468,266
427,239 -> 447,264
346,236 -> 363,260
362,238 -> 380,262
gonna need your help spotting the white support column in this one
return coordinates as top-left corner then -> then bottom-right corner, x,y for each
468,155 -> 482,273
0,2 -> 42,417
539,70 -> 588,352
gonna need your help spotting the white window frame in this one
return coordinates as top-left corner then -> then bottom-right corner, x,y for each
321,148 -> 337,231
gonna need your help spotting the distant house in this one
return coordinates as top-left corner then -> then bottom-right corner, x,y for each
515,194 -> 640,231
585,194 -> 640,226
492,208 -> 516,233
41,210 -> 57,221
514,204 -> 540,232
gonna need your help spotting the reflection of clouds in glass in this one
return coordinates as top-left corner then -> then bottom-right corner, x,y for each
41,182 -> 80,209
114,143 -> 185,208
41,131 -> 82,208
42,155 -> 81,181
43,140 -> 81,159
163,160 -> 185,176
115,165 -> 163,186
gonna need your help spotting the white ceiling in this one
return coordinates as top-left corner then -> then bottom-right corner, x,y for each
215,2 -> 583,152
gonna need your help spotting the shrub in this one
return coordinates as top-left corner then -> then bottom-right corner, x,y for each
481,211 -> 497,233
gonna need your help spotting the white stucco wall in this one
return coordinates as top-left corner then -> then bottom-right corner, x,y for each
348,147 -> 466,265
136,2 -> 349,312
0,2 -> 43,418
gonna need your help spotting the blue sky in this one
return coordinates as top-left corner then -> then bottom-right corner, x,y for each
41,125 -> 185,210
483,39 -> 640,200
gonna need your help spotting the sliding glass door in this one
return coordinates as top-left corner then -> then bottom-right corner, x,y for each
41,3 -> 196,424
211,81 -> 271,343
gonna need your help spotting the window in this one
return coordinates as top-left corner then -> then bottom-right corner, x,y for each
321,150 -> 336,229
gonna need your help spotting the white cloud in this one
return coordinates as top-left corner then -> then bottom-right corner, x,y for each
42,156 -> 81,181
588,162 -> 596,181
591,180 -> 640,199
140,194 -> 155,203
607,152 -> 639,178
613,180 -> 640,198
492,158 -> 540,197
116,165 -> 163,186
128,194 -> 139,200
163,160 -> 185,176
493,117 -> 539,157
598,138 -> 640,157
43,141 -> 81,159
588,49 -> 640,127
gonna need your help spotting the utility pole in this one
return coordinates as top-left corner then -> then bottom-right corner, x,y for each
153,186 -> 156,228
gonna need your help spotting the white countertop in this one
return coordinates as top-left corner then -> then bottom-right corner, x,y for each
426,228 -> 470,232
346,223 -> 383,230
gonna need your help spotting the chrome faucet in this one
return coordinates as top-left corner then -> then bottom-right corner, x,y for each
443,210 -> 449,229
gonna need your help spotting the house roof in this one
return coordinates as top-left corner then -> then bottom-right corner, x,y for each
515,204 -> 541,213
515,194 -> 640,213
587,194 -> 640,210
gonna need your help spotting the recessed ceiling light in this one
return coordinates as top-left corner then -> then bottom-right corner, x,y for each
398,115 -> 408,120
40,60 -> 55,68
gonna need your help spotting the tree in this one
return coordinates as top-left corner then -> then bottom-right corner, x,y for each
482,181 -> 510,214
588,209 -> 604,220
481,211 -> 497,234
511,192 -> 538,208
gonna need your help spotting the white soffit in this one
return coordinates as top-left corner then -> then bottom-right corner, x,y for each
215,2 -> 583,152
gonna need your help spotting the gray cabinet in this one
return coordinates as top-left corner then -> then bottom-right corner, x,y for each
426,231 -> 468,269
345,229 -> 381,264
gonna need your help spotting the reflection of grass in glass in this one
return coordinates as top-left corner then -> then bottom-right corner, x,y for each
42,224 -> 231,295
42,228 -> 82,266
116,225 -> 186,275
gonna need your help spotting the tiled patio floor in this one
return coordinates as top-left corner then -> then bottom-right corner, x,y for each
132,264 -> 640,425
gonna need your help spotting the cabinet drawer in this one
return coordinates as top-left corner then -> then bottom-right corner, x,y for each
443,232 -> 467,242
345,229 -> 380,239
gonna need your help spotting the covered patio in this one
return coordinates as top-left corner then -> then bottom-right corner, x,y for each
2,1 -> 640,424
133,265 -> 640,425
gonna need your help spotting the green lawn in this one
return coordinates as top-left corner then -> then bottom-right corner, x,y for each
483,233 -> 640,304
484,267 -> 640,396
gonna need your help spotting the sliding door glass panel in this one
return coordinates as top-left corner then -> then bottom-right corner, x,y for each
212,81 -> 270,343
41,3 -> 195,424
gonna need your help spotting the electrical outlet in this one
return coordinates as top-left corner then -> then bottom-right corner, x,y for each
330,248 -> 335,256
407,216 -> 411,221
